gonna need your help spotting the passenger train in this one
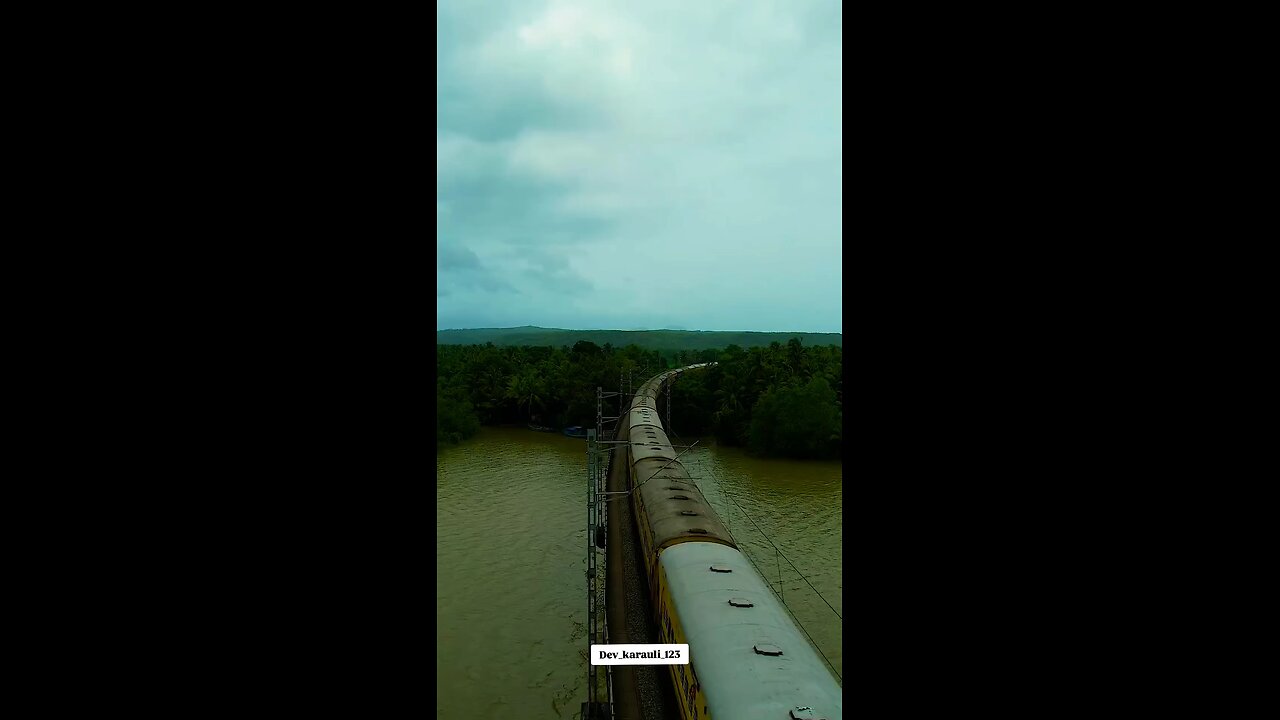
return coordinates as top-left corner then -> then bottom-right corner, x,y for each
624,364 -> 842,720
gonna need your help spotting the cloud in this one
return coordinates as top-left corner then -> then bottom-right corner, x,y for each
438,245 -> 482,271
437,0 -> 842,333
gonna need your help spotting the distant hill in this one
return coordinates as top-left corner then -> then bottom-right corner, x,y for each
436,326 -> 842,350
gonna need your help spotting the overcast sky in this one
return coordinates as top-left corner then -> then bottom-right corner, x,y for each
437,1 -> 841,333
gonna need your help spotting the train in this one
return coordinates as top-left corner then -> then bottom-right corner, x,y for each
623,364 -> 842,720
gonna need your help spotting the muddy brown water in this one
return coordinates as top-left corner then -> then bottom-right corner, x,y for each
436,427 -> 842,719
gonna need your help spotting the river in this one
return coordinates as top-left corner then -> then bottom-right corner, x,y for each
436,427 -> 843,719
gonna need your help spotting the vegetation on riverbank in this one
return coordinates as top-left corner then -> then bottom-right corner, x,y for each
436,340 -> 841,459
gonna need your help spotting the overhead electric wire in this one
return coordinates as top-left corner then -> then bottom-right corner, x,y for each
717,485 -> 843,622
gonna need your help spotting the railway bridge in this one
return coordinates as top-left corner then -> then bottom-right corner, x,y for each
582,364 -> 842,720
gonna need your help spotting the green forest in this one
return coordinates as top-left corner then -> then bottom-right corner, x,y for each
437,326 -> 842,351
437,339 -> 842,459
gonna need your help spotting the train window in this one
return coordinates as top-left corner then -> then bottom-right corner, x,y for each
709,565 -> 732,573
728,597 -> 754,607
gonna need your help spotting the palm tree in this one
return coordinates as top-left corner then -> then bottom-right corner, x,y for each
786,337 -> 807,378
476,367 -> 506,421
506,373 -> 544,421
715,387 -> 743,415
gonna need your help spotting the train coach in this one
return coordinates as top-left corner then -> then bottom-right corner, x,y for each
624,365 -> 842,720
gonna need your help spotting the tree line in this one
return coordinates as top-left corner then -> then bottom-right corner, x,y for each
437,339 -> 841,459
437,326 -> 842,351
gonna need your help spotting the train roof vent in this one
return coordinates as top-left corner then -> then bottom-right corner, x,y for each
754,643 -> 783,656
669,495 -> 690,500
688,528 -> 708,534
709,565 -> 732,573
680,510 -> 698,516
728,597 -> 753,607
790,708 -> 822,720
665,486 -> 686,491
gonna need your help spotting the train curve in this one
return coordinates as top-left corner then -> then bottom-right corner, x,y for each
624,364 -> 842,720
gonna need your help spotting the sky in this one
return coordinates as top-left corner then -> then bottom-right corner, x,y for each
437,0 -> 842,333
